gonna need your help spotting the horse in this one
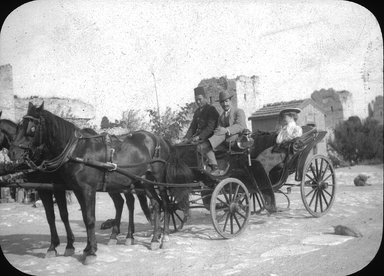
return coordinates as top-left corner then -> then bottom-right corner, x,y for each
9,102 -> 193,264
83,129 -> 152,245
0,111 -> 17,149
6,117 -> 76,257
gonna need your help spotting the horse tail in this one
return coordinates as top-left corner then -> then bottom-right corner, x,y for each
165,148 -> 194,211
137,192 -> 152,223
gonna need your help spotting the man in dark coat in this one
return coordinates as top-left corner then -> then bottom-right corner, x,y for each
182,86 -> 219,144
198,90 -> 247,175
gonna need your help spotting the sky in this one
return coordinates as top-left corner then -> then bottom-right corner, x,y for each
0,0 -> 382,124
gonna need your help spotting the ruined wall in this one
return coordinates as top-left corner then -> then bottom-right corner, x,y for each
311,89 -> 353,130
0,64 -> 15,121
198,75 -> 263,129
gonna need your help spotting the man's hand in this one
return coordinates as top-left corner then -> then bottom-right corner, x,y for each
214,126 -> 228,136
191,136 -> 200,143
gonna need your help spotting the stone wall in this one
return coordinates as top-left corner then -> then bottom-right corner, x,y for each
311,88 -> 353,130
0,64 -> 15,121
198,75 -> 263,129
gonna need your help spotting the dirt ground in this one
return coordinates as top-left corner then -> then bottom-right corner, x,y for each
0,164 -> 382,276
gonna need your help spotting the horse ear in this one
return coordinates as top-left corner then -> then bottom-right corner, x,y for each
28,102 -> 33,110
38,102 -> 45,111
0,110 -> 2,118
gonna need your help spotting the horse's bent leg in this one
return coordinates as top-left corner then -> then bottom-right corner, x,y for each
107,192 -> 124,245
39,190 -> 59,257
54,190 -> 75,256
124,193 -> 135,245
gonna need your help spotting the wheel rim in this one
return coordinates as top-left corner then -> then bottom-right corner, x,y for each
211,178 -> 250,238
301,155 -> 336,217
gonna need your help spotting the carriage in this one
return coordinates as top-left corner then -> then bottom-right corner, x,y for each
1,123 -> 336,240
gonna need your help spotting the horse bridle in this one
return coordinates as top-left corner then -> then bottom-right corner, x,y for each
14,115 -> 46,163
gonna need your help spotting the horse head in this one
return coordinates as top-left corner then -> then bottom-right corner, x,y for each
9,102 -> 48,164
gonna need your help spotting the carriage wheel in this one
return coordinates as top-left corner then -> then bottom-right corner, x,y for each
210,178 -> 251,239
250,191 -> 265,214
167,195 -> 188,232
301,154 -> 336,217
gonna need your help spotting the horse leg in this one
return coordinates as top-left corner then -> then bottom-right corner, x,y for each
137,192 -> 152,224
39,190 -> 60,258
159,188 -> 171,248
73,187 -> 97,264
107,192 -> 124,245
54,190 -> 75,256
145,187 -> 162,250
124,193 -> 135,245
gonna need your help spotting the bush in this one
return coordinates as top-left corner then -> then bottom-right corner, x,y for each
329,116 -> 383,164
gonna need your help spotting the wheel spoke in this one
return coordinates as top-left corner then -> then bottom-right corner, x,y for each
305,173 -> 317,183
322,173 -> 333,183
315,158 -> 319,179
320,190 -> 329,207
222,190 -> 230,204
229,182 -> 233,202
171,212 -> 177,230
323,188 -> 333,198
230,214 -> 234,234
310,163 -> 317,181
233,184 -> 240,201
174,211 -> 183,222
319,158 -> 324,179
305,187 -> 316,198
217,209 -> 229,222
318,189 -> 323,212
233,213 -> 242,228
320,163 -> 329,180
235,209 -> 246,219
217,197 -> 230,207
223,211 -> 230,232
314,189 -> 319,212
309,189 -> 317,207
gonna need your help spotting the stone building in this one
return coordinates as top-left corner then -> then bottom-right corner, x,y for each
311,88 -> 354,131
197,75 -> 263,129
248,99 -> 327,155
368,95 -> 383,125
0,64 -> 15,121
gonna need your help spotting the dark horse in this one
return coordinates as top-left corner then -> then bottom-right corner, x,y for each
5,113 -> 77,257
0,111 -> 17,149
10,102 -> 192,264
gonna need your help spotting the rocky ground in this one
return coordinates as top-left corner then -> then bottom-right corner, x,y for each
0,164 -> 382,276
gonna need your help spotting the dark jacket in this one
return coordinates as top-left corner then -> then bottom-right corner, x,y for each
185,104 -> 219,141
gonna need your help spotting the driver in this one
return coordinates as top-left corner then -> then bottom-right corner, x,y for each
181,86 -> 219,144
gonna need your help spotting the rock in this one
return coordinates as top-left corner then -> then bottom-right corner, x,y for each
353,174 -> 371,186
333,225 -> 363,238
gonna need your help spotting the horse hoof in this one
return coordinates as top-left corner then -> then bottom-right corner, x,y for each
64,248 -> 75,256
83,255 -> 97,265
150,242 -> 161,250
107,239 -> 118,246
45,250 -> 58,258
125,238 -> 134,246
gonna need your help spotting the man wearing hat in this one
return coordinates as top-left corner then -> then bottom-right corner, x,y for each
182,86 -> 219,144
198,90 -> 247,175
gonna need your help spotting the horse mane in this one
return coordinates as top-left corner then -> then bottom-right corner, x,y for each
34,109 -> 79,153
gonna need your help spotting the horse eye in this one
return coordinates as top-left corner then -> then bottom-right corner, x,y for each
30,126 -> 36,133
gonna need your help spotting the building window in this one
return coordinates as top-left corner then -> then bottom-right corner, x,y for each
210,97 -> 213,104
331,106 -> 333,112
244,94 -> 247,101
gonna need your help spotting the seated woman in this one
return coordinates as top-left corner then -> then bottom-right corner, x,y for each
253,108 -> 302,213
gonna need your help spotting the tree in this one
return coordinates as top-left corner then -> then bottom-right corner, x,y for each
147,102 -> 195,143
329,116 -> 383,163
118,109 -> 147,132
